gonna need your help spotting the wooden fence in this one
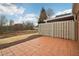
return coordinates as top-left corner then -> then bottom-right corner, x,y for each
38,20 -> 75,40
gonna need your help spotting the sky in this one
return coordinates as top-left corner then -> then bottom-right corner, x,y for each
16,3 -> 72,16
0,3 -> 72,26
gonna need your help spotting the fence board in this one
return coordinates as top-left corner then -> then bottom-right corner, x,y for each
38,20 -> 75,40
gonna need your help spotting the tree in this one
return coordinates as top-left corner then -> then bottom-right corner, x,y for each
0,15 -> 8,34
22,21 -> 27,30
46,8 -> 54,19
0,15 -> 7,27
9,19 -> 14,31
22,21 -> 34,30
26,22 -> 34,30
39,7 -> 48,23
9,19 -> 14,26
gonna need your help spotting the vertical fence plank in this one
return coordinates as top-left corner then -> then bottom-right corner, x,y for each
61,21 -> 63,39
39,20 -> 75,40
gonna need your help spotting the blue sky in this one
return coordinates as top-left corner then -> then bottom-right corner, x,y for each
16,3 -> 72,16
0,3 -> 72,26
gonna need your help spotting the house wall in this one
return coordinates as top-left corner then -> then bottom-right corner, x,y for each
72,3 -> 79,15
72,3 -> 79,40
38,20 -> 75,40
77,14 -> 79,40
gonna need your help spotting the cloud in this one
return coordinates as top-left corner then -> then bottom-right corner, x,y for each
15,9 -> 72,26
0,3 -> 38,26
55,9 -> 72,15
47,9 -> 72,20
14,13 -> 38,26
49,9 -> 72,18
0,3 -> 25,15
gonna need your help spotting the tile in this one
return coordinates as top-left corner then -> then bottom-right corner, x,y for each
0,36 -> 79,56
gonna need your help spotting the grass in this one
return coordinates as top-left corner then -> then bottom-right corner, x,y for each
0,30 -> 38,39
0,30 -> 38,45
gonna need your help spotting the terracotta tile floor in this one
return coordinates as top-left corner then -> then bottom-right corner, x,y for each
0,36 -> 79,56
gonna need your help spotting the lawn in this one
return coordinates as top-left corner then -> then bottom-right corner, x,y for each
0,30 -> 38,45
0,30 -> 38,39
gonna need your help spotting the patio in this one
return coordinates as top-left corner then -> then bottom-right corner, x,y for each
0,35 -> 79,56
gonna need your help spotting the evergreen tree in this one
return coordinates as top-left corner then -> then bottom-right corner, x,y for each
39,7 -> 47,23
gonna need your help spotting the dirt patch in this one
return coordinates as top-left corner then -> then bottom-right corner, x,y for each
0,35 -> 42,49
0,30 -> 38,39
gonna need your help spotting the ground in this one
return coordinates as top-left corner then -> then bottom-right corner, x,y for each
0,34 -> 79,56
0,30 -> 37,39
0,33 -> 38,45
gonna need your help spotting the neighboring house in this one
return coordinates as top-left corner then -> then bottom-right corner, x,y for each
13,24 -> 24,31
38,4 -> 79,40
